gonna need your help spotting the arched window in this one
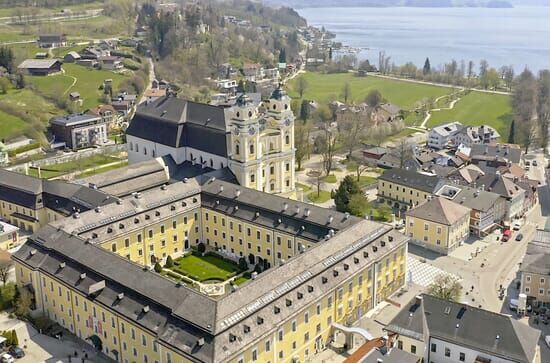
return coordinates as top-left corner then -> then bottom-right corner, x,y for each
129,142 -> 133,151
210,159 -> 213,167
135,144 -> 139,152
249,143 -> 254,154
143,147 -> 147,155
248,111 -> 252,117
269,142 -> 274,151
285,134 -> 290,144
273,104 -> 277,110
235,144 -> 240,155
284,104 -> 289,110
152,150 -> 156,158
270,183 -> 275,191
200,156 -> 203,164
190,153 -> 194,162
220,162 -> 224,168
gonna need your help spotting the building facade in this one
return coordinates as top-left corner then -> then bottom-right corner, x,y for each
50,113 -> 108,150
520,229 -> 550,307
14,174 -> 408,363
405,197 -> 470,255
0,221 -> 18,250
126,90 -> 296,197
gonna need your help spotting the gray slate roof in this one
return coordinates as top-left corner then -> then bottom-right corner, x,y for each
520,229 -> 550,275
18,59 -> 61,69
127,96 -> 229,157
379,168 -> 443,193
470,143 -> 522,164
385,294 -> 540,363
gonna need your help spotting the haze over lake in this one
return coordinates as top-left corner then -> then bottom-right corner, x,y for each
298,6 -> 550,72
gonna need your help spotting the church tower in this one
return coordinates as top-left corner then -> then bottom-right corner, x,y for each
227,88 -> 296,197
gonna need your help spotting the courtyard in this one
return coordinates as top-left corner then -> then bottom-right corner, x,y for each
168,252 -> 246,283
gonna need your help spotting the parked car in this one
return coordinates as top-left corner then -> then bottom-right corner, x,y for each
515,233 -> 524,241
0,353 -> 14,363
8,346 -> 24,359
513,222 -> 522,231
502,229 -> 512,242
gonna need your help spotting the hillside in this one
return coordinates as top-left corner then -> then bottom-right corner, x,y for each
266,0 -> 514,8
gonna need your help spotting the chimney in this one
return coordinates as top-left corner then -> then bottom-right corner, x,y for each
415,295 -> 423,306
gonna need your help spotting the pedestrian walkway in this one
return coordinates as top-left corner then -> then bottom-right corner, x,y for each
407,256 -> 460,287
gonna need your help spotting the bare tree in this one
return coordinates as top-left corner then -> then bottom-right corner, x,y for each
295,122 -> 311,170
0,250 -> 12,287
339,111 -> 368,158
341,82 -> 352,104
316,126 -> 338,176
348,156 -> 370,182
512,69 -> 538,152
297,77 -> 308,98
428,274 -> 463,302
307,169 -> 323,198
395,138 -> 414,169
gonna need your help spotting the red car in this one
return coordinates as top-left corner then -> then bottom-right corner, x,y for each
502,229 -> 512,242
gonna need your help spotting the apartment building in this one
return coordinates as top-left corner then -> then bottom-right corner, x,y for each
520,229 -> 550,308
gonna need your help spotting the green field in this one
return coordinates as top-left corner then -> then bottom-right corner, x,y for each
171,254 -> 242,282
288,73 -> 453,110
427,91 -> 513,140
307,190 -> 331,203
29,63 -> 128,110
0,110 -> 27,141
0,2 -> 104,18
26,154 -> 123,179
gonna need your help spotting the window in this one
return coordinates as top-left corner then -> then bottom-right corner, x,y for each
397,340 -> 403,349
236,144 -> 240,155
291,320 -> 296,332
316,304 -> 321,315
445,347 -> 450,357
124,238 -> 130,248
252,349 -> 258,361
265,340 -> 271,352
304,312 -> 309,323
250,144 -> 254,154
411,345 -> 416,354
278,329 -> 283,341
459,352 -> 465,362
430,343 -> 436,353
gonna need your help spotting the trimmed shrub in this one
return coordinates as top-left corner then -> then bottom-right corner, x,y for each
154,262 -> 162,273
238,257 -> 248,271
254,263 -> 263,274
197,243 -> 206,254
11,330 -> 17,346
165,255 -> 174,268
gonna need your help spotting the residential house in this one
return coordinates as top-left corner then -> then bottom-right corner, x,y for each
453,125 -> 500,147
263,68 -> 280,80
216,79 -> 238,96
405,196 -> 470,254
375,103 -> 401,123
217,63 -> 237,79
476,172 -> 525,221
343,336 -> 420,363
63,51 -> 81,63
88,104 -> 121,129
377,152 -> 421,170
143,88 -> 167,104
362,146 -> 389,166
76,59 -> 98,68
49,113 -> 108,150
242,63 -> 264,82
385,294 -> 540,363
0,221 -> 18,250
436,184 -> 506,236
111,100 -> 133,116
470,143 -> 522,164
520,229 -> 550,308
428,121 -> 462,149
37,33 -> 67,48
98,56 -> 123,70
69,92 -> 80,102
35,52 -> 48,59
17,59 -> 62,76
516,178 -> 539,218
378,168 -> 444,211
448,164 -> 485,185
79,46 -> 110,60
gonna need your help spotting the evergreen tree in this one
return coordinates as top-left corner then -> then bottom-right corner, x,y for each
164,255 -> 174,268
508,120 -> 515,144
11,330 -> 18,346
278,48 -> 286,64
154,262 -> 163,273
299,100 -> 310,121
238,257 -> 248,271
423,57 -> 431,75
328,47 -> 333,61
334,176 -> 361,213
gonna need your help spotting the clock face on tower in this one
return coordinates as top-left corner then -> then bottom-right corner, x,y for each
248,126 -> 256,135
284,118 -> 291,126
233,127 -> 240,136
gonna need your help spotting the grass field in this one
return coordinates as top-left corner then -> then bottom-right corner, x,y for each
307,190 -> 331,203
0,110 -> 27,141
0,1 -> 104,18
29,63 -> 129,110
288,73 -> 453,110
427,91 -> 513,140
76,161 -> 128,178
295,182 -> 312,192
26,154 -> 123,179
172,254 -> 241,282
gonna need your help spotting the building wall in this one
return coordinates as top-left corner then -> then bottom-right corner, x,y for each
396,335 -> 425,358
0,199 -> 42,233
426,337 -> 516,363
377,180 -> 431,208
521,271 -> 550,305
405,213 -> 469,254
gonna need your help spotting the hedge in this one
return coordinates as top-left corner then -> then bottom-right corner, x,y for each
7,142 -> 40,157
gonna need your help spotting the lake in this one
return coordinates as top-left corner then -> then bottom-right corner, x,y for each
298,6 -> 550,72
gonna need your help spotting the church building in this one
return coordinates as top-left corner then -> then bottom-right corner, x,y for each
125,88 -> 295,197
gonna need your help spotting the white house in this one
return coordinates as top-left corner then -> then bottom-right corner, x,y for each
428,122 -> 462,149
385,294 -> 540,363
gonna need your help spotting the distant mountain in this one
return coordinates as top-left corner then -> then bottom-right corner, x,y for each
265,0 -> 515,8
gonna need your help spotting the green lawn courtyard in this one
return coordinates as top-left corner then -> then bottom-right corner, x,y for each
170,253 -> 243,282
26,153 -> 124,179
288,72 -> 453,110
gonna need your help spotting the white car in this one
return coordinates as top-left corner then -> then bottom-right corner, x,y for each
1,353 -> 14,363
513,222 -> 522,231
